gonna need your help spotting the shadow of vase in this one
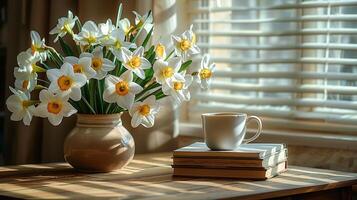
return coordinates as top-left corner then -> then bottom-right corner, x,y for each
121,98 -> 180,154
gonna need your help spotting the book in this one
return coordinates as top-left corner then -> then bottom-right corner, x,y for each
173,142 -> 286,159
173,161 -> 288,180
173,149 -> 288,169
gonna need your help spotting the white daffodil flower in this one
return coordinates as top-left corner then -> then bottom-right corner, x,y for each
98,19 -> 116,45
36,90 -> 77,126
74,21 -> 101,46
47,63 -> 86,101
162,74 -> 193,106
153,56 -> 184,85
64,56 -> 96,80
133,11 -> 153,33
171,26 -> 200,60
103,28 -> 136,51
49,10 -> 78,42
29,31 -> 47,61
197,54 -> 216,89
80,47 -> 115,80
14,65 -> 37,93
99,19 -> 115,37
6,87 -> 35,126
155,43 -> 166,60
103,70 -> 143,109
118,18 -> 132,36
14,51 -> 41,92
129,95 -> 159,128
113,46 -> 151,79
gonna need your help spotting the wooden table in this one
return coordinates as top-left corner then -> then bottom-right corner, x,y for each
0,152 -> 356,200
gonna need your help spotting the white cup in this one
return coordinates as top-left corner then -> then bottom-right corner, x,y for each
201,112 -> 262,150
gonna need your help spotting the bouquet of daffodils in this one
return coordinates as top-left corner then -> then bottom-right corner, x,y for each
6,4 -> 215,127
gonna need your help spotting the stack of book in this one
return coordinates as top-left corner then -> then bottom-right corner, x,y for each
172,142 -> 287,180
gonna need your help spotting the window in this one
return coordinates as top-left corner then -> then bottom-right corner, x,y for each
187,0 -> 357,134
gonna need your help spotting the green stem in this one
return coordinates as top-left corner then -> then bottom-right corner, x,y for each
164,50 -> 174,61
81,96 -> 96,114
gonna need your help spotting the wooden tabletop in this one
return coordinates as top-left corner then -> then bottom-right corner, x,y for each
0,152 -> 356,200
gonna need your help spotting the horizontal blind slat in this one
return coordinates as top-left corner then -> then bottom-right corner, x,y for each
189,0 -> 357,13
211,81 -> 357,94
210,57 -> 357,65
192,15 -> 357,23
195,93 -> 357,110
196,29 -> 357,36
193,103 -> 357,124
197,43 -> 357,50
214,71 -> 357,80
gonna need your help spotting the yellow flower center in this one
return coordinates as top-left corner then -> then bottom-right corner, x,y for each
128,56 -> 141,69
173,82 -> 184,91
92,58 -> 103,71
57,75 -> 73,91
87,35 -> 97,44
139,104 -> 150,116
22,80 -> 29,89
162,67 -> 174,78
115,81 -> 130,96
47,101 -> 63,114
199,68 -> 212,79
22,100 -> 32,109
61,22 -> 73,34
114,40 -> 122,49
155,44 -> 165,58
31,44 -> 43,54
73,64 -> 83,73
179,39 -> 191,51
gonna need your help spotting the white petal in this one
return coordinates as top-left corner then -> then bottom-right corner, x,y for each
80,52 -> 93,59
133,68 -> 145,79
48,114 -> 63,126
144,95 -> 156,106
129,82 -> 143,94
103,86 -> 116,103
131,112 -> 142,128
116,94 -> 134,109
11,111 -> 24,121
70,87 -> 81,101
120,70 -> 133,82
46,68 -> 62,82
62,102 -> 77,117
6,95 -> 22,112
168,56 -> 182,72
129,102 -> 140,116
62,62 -> 75,76
39,89 -> 51,102
102,59 -> 115,71
142,114 -> 155,128
140,58 -> 151,69
201,54 -> 210,69
82,21 -> 99,33
73,73 -> 87,87
64,56 -> 79,65
133,46 -> 144,57
23,110 -> 33,126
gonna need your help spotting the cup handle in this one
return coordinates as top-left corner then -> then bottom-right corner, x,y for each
243,116 -> 262,144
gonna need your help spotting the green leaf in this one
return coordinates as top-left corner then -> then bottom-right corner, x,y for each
179,60 -> 192,72
142,27 -> 154,48
115,3 -> 123,28
164,50 -> 174,61
59,37 -> 75,56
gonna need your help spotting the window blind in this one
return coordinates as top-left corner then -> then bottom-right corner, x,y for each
188,0 -> 357,134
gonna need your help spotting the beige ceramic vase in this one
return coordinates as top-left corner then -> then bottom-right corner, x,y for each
64,114 -> 135,172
